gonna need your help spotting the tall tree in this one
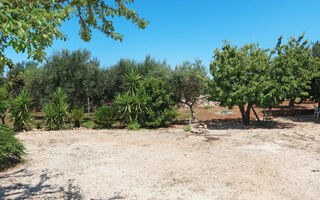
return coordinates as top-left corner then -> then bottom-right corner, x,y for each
169,60 -> 207,121
272,34 -> 319,107
310,41 -> 320,106
0,0 -> 148,72
209,42 -> 274,125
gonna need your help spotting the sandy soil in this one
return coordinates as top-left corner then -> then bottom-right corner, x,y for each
1,116 -> 320,200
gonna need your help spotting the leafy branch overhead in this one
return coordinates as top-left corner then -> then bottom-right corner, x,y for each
0,0 -> 149,70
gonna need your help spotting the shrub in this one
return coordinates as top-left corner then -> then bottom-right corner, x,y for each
183,124 -> 191,132
0,125 -> 25,171
70,108 -> 85,128
126,122 -> 140,130
34,121 -> 42,129
10,90 -> 32,131
114,92 -> 149,126
94,106 -> 117,128
43,88 -> 69,130
140,78 -> 177,128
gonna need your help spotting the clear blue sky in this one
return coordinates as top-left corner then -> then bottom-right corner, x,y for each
4,0 -> 320,69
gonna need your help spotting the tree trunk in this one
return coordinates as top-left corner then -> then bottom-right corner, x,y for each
289,98 -> 295,107
239,105 -> 251,125
188,104 -> 196,121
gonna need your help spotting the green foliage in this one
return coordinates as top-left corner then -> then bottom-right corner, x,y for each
22,49 -> 107,108
115,77 -> 177,128
272,34 -> 320,106
183,124 -> 191,132
33,120 -> 42,130
169,60 -> 207,120
0,125 -> 25,171
94,106 -> 117,129
114,91 -> 149,126
122,69 -> 142,95
310,41 -> 320,105
0,0 -> 148,71
126,122 -> 140,131
43,88 -> 69,130
140,78 -> 177,128
209,42 -> 273,125
6,62 -> 38,98
10,90 -> 32,131
0,86 -> 9,124
105,56 -> 171,100
70,109 -> 85,128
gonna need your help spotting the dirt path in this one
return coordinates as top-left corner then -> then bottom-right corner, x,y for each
1,116 -> 320,200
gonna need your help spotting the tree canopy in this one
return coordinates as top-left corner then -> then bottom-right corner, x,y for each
169,60 -> 208,120
209,42 -> 273,125
272,34 -> 319,107
0,0 -> 148,72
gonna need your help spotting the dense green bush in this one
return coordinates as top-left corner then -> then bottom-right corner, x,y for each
94,106 -> 117,128
70,108 -> 85,128
10,90 -> 32,131
140,78 -> 177,128
43,88 -> 69,130
0,125 -> 25,171
114,78 -> 177,128
114,91 -> 149,126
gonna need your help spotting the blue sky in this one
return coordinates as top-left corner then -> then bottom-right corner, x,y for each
4,0 -> 320,69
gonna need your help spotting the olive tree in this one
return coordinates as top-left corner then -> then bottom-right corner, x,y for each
209,42 -> 274,125
169,60 -> 207,121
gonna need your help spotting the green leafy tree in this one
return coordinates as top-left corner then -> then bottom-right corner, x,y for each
10,90 -> 32,131
23,49 -> 107,108
310,41 -> 320,107
209,42 -> 273,125
169,60 -> 207,121
0,86 -> 9,124
0,0 -> 148,71
272,34 -> 319,107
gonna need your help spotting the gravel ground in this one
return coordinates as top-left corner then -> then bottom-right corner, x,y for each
1,116 -> 320,200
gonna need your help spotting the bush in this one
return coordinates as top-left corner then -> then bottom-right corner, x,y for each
0,125 -> 25,171
10,90 -> 32,131
140,78 -> 177,128
43,88 -> 69,130
183,124 -> 191,132
70,108 -> 85,128
94,106 -> 117,128
114,92 -> 149,126
126,122 -> 140,130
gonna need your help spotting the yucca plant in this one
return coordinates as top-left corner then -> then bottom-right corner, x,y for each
114,91 -> 149,126
43,88 -> 69,130
10,90 -> 32,131
94,106 -> 117,128
122,68 -> 142,95
70,108 -> 85,128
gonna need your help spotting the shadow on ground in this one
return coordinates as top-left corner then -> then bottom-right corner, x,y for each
204,118 -> 296,130
0,169 -> 126,200
0,169 -> 83,200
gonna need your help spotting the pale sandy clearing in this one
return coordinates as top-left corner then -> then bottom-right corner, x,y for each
1,116 -> 320,200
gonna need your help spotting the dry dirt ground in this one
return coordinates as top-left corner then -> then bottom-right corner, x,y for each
1,116 -> 320,200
